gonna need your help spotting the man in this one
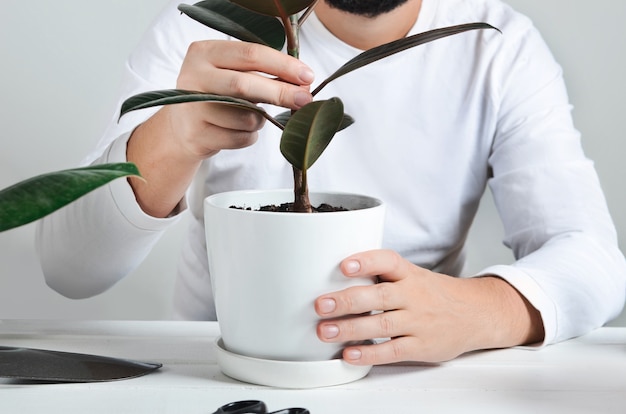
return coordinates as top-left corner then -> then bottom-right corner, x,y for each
37,0 -> 626,366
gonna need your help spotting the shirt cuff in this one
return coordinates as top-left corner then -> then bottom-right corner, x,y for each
473,264 -> 558,348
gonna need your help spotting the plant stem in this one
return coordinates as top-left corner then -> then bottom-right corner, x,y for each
298,0 -> 320,26
283,11 -> 312,212
288,15 -> 299,57
292,167 -> 312,213
275,1 -> 298,56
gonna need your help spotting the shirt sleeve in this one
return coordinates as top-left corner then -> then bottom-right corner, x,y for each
35,1 -> 196,298
474,20 -> 626,346
36,132 -> 181,298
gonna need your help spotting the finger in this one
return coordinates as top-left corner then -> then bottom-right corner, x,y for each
180,41 -> 314,109
200,102 -> 266,132
344,335 -> 464,366
203,41 -> 314,86
166,103 -> 263,156
341,249 -> 416,283
196,123 -> 260,152
208,69 -> 313,108
315,281 -> 404,318
317,309 -> 412,343
342,337 -> 419,366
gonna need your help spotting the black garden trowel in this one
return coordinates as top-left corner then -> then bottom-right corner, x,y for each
0,346 -> 162,383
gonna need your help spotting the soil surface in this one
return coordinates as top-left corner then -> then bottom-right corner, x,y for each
230,203 -> 349,213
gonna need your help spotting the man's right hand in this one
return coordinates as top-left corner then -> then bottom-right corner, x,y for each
126,40 -> 315,218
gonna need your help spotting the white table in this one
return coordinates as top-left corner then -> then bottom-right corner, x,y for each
1,320 -> 625,413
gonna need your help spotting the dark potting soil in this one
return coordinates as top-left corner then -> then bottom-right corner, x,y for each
230,202 -> 349,213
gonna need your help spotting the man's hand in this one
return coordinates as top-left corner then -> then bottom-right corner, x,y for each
315,250 -> 545,365
127,41 -> 315,218
171,40 -> 315,159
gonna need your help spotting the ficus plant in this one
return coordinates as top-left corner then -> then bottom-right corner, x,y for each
0,0 -> 497,233
120,0 -> 497,213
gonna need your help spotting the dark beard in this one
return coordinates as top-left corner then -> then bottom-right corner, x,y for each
323,0 -> 410,17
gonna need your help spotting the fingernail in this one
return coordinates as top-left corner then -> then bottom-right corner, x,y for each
345,349 -> 362,361
321,324 -> 339,339
345,260 -> 361,275
299,67 -> 315,83
294,91 -> 312,108
319,298 -> 336,314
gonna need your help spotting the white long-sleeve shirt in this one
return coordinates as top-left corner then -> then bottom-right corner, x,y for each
37,0 -> 626,346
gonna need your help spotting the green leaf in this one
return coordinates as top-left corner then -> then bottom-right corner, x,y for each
119,89 -> 286,128
119,89 -> 260,116
120,89 -> 286,129
0,163 -> 141,233
313,23 -> 499,96
179,1 -> 285,50
275,109 -> 354,131
280,98 -> 344,171
229,0 -> 316,16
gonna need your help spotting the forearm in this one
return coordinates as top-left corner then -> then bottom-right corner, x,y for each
127,107 -> 204,218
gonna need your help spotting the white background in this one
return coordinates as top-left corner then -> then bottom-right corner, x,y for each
1,0 -> 625,325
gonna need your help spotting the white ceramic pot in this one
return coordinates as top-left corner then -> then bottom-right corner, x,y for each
204,189 -> 385,362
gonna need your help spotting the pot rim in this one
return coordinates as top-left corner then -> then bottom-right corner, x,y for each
204,189 -> 384,214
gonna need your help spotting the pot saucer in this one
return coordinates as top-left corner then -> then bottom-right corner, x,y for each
214,337 -> 372,389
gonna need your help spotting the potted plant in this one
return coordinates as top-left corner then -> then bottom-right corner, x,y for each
116,0 -> 497,388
